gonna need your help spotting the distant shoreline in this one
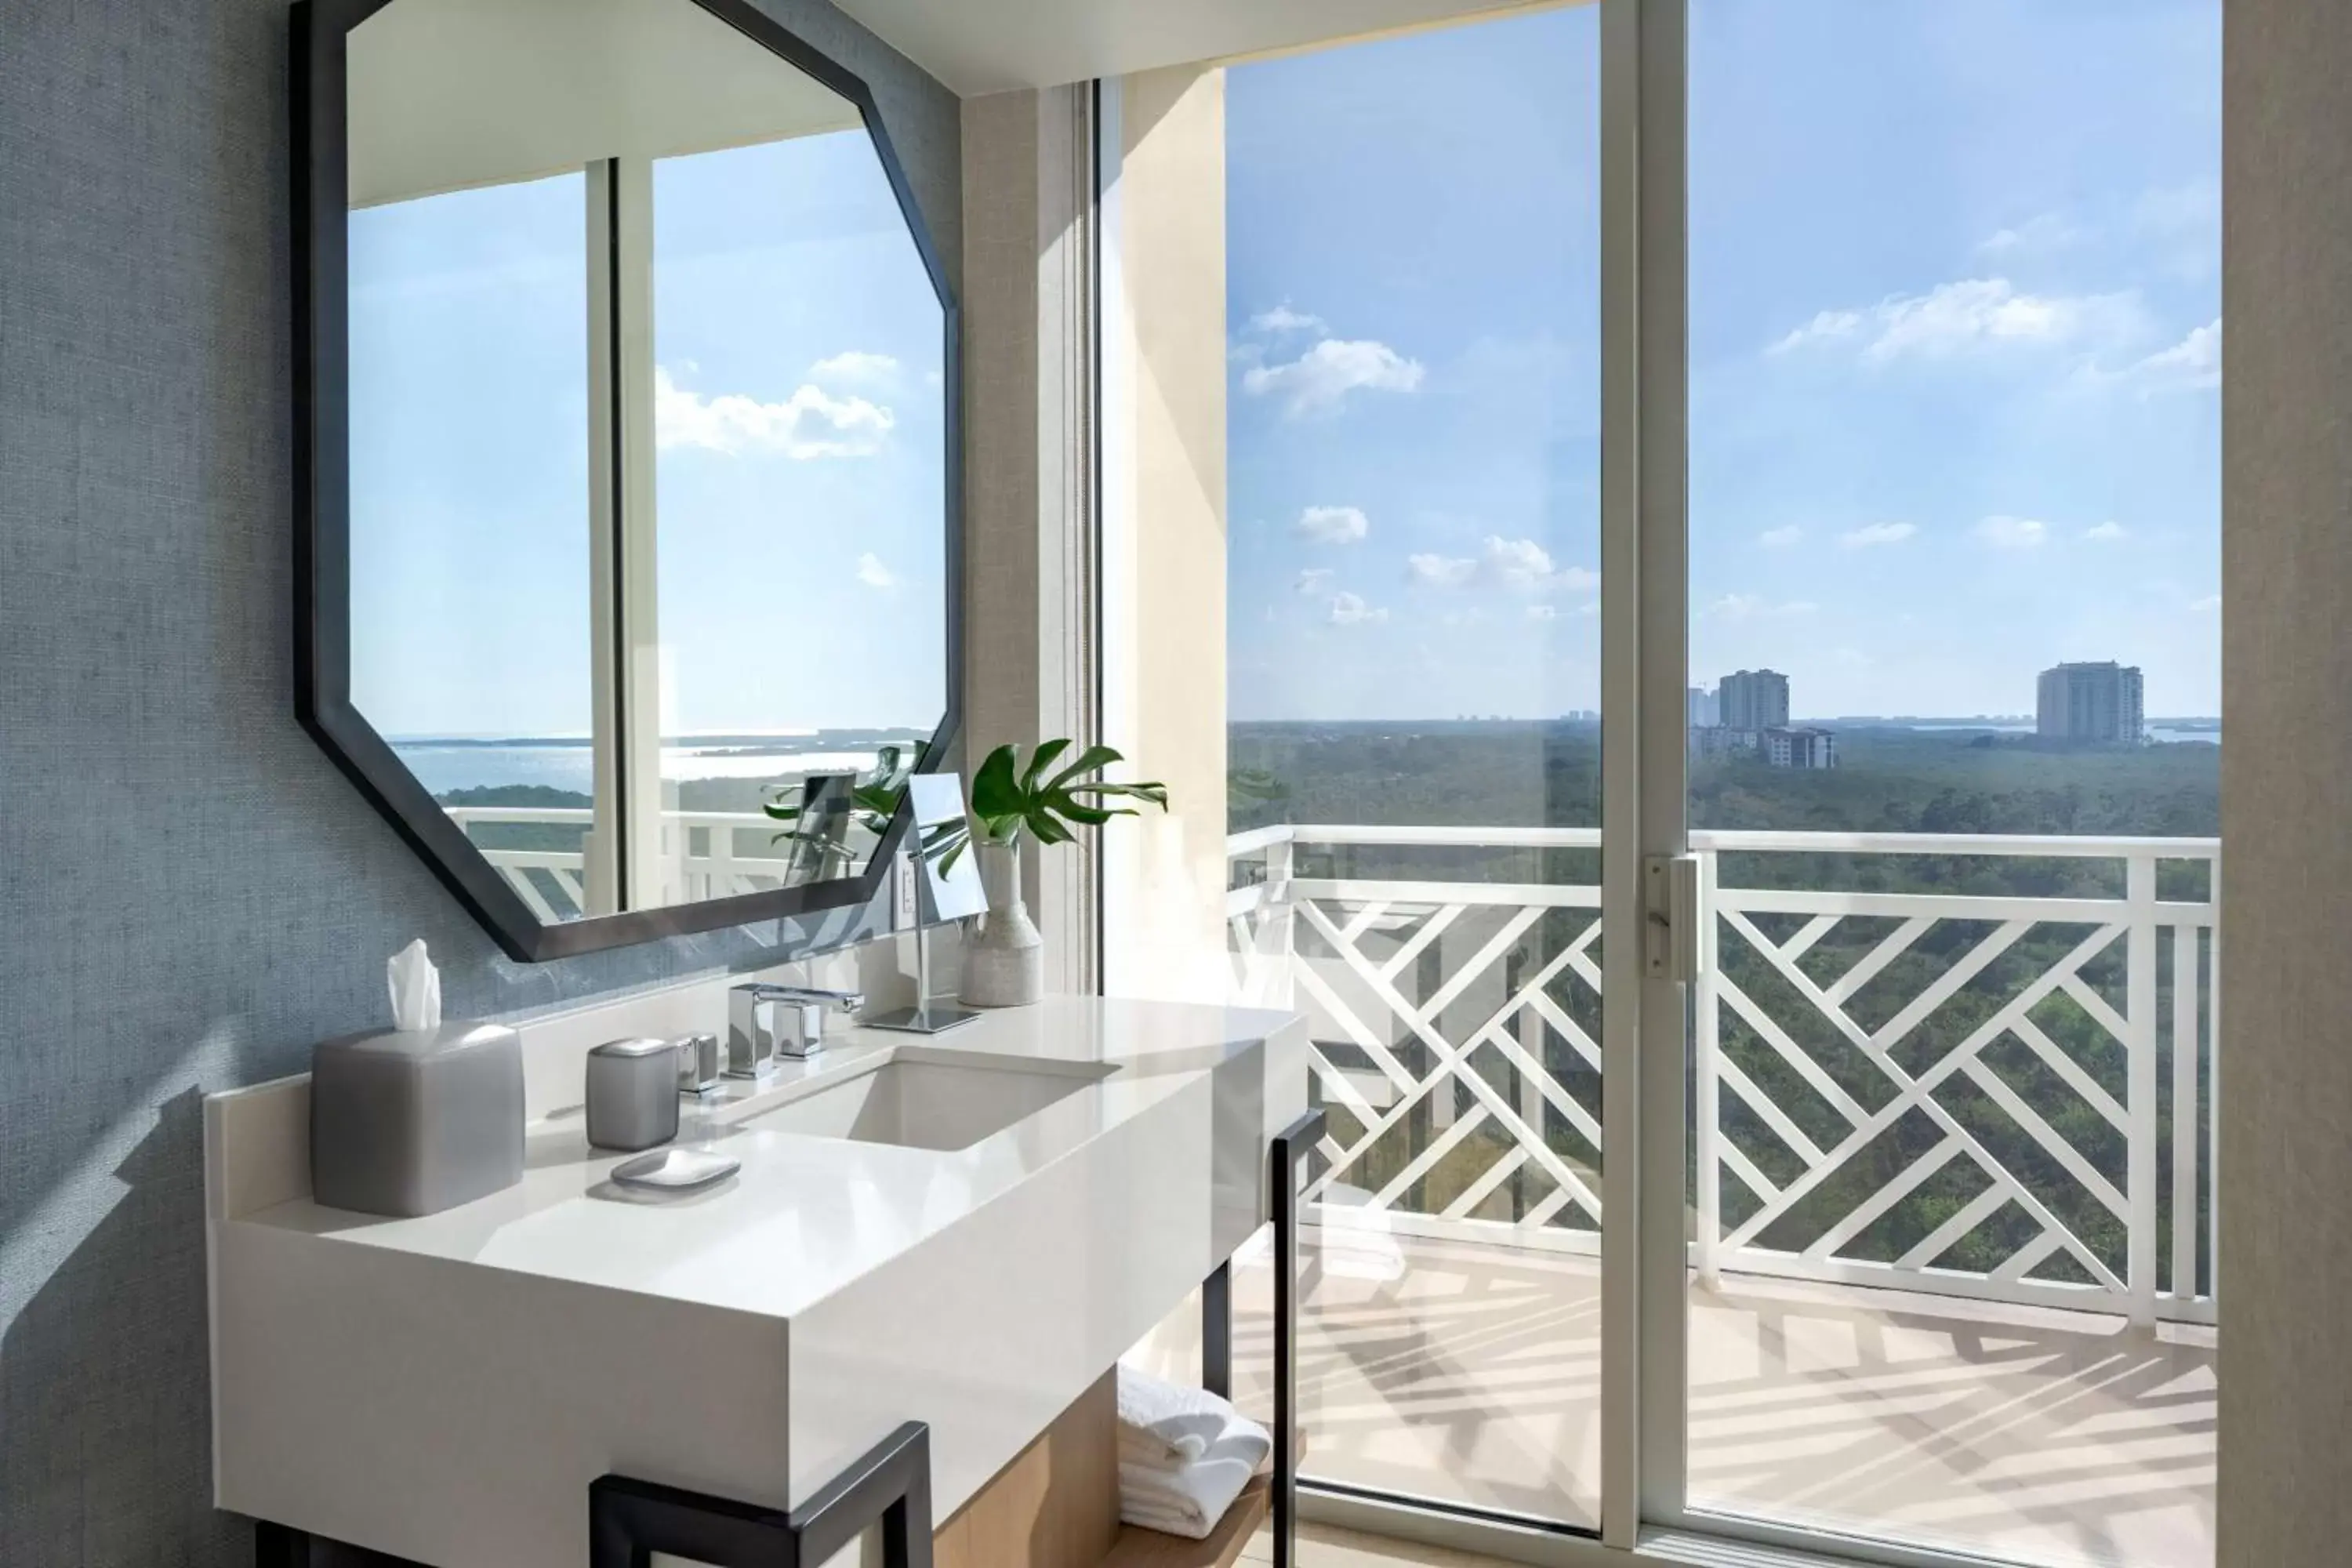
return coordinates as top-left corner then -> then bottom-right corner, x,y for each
1221,716 -> 2223,731
386,731 -> 929,751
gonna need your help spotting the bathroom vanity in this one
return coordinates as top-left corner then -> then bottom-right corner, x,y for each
205,994 -> 1311,1567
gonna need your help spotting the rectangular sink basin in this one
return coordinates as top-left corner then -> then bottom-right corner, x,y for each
743,1052 -> 1115,1151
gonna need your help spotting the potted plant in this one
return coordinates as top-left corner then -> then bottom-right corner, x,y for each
962,740 -> 1168,1007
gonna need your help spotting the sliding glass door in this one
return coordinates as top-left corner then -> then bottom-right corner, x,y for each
1101,1 -> 2220,1562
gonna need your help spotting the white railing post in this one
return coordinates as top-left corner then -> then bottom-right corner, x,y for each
2171,917 -> 2201,1304
1693,848 -> 1722,1289
2126,853 -> 2160,1327
2207,848 -> 2222,1307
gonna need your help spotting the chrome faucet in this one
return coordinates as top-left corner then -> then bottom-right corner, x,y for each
725,982 -> 867,1076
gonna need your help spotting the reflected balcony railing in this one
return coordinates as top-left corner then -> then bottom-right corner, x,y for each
442,806 -> 814,919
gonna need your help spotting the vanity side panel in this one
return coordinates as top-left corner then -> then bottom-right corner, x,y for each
212,1223 -> 790,1568
786,1071 -> 1225,1516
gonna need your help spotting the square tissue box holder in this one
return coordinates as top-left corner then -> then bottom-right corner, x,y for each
310,1021 -> 524,1218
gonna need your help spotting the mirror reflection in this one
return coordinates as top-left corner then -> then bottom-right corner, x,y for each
342,0 -> 949,924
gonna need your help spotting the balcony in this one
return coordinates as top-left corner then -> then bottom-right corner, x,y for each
446,804 -> 2218,1563
1198,823 -> 2218,1566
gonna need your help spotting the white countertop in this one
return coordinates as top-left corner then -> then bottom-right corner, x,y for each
207,992 -> 1309,1568
237,995 -> 1298,1323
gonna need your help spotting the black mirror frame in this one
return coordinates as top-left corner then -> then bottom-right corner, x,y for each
291,0 -> 962,963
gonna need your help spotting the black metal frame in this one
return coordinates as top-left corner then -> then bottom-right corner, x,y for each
591,1421 -> 933,1568
1198,1107 -> 1326,1568
291,0 -> 964,961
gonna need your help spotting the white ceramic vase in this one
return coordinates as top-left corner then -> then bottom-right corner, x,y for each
960,838 -> 1044,1007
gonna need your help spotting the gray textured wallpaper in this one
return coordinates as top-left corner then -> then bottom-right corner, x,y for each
0,0 -> 959,1559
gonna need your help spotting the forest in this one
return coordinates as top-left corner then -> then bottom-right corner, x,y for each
1226,719 -> 2218,1294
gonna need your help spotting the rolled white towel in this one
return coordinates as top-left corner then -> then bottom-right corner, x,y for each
1116,1365 -> 1257,1468
1116,1454 -> 1258,1540
1121,1497 -> 1232,1540
1113,1366 -> 1273,1537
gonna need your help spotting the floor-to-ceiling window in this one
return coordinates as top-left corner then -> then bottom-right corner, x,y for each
1104,1 -> 2220,1561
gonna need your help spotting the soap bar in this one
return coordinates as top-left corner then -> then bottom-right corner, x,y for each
310,1022 -> 524,1218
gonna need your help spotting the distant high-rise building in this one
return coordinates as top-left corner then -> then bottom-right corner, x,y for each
1687,686 -> 1719,728
1762,727 -> 1838,769
2036,662 -> 2145,743
1720,669 -> 1791,731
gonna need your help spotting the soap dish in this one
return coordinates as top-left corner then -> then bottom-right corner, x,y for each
610,1146 -> 740,1192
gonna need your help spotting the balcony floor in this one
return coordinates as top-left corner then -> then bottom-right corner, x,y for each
1133,1229 -> 2214,1568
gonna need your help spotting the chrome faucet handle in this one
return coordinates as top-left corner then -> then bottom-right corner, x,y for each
675,1032 -> 722,1096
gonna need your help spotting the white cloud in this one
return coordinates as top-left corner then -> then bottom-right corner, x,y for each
2189,593 -> 2221,614
1248,303 -> 1326,336
1327,591 -> 1388,626
1974,514 -> 2049,550
1758,525 -> 1803,549
808,350 -> 898,387
1976,213 -> 2087,257
1243,338 -> 1425,417
1295,504 -> 1370,545
855,553 -> 898,589
1702,593 -> 1817,621
1294,567 -> 1335,595
2129,318 -> 2223,393
1407,553 -> 1478,587
2085,521 -> 2129,542
1404,534 -> 1596,593
1482,535 -> 1555,589
1840,521 -> 1917,549
1770,278 -> 2140,363
655,367 -> 893,458
1525,604 -> 1558,622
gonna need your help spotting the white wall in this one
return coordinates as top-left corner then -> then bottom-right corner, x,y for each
1099,66 -> 1233,1004
2218,4 -> 2352,1563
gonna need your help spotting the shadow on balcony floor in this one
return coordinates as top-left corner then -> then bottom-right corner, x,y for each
1129,1231 -> 2213,1568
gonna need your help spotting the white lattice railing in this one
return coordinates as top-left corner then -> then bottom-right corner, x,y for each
1227,824 -> 2220,1326
443,807 -> 818,919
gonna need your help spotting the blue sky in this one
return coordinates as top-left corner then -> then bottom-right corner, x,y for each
1226,0 -> 2220,722
347,129 -> 946,741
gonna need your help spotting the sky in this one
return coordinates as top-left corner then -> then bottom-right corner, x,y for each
347,128 -> 946,741
1225,0 -> 2221,723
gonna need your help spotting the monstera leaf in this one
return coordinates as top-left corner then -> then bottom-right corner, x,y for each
968,740 -> 1169,848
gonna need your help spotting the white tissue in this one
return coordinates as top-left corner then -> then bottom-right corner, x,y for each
388,938 -> 442,1033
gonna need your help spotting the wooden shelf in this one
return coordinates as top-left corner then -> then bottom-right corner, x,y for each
1098,1473 -> 1269,1568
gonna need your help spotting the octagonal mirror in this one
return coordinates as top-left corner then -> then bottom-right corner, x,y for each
294,0 -> 958,960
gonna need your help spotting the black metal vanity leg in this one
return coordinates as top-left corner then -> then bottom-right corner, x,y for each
254,1521 -> 311,1568
1269,1109 -> 1326,1568
880,1439 -> 935,1568
1201,1258 -> 1232,1399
